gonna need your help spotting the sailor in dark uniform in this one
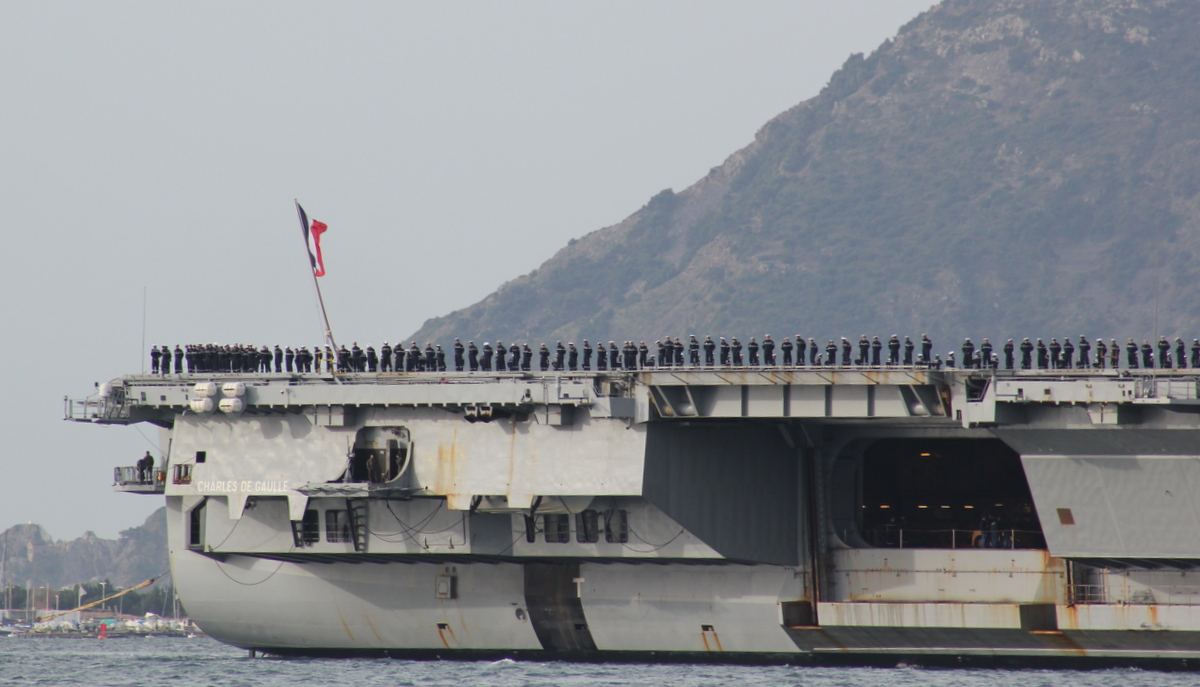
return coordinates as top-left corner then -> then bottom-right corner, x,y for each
887,335 -> 900,366
453,339 -> 465,372
1048,339 -> 1061,369
495,341 -> 507,371
1004,339 -> 1015,370
625,341 -> 638,370
380,343 -> 393,372
638,341 -> 648,369
675,338 -> 685,367
871,336 -> 882,366
1193,339 -> 1200,369
841,338 -> 852,367
655,340 -> 667,368
688,336 -> 700,366
609,342 -> 621,370
980,339 -> 993,369
468,342 -> 479,371
162,345 -> 174,375
1094,338 -> 1106,369
539,344 -> 550,371
719,338 -> 730,366
962,339 -> 975,369
704,336 -> 716,367
555,341 -> 566,371
479,342 -> 493,372
150,346 -> 160,374
509,343 -> 520,372
1176,338 -> 1187,369
780,337 -> 793,366
826,340 -> 838,367
1158,336 -> 1172,369
421,343 -> 434,372
568,343 -> 579,371
747,337 -> 760,366
1110,339 -> 1119,370
522,344 -> 533,371
1141,339 -> 1154,369
1062,337 -> 1074,369
857,335 -> 869,366
903,336 -> 914,366
596,344 -> 608,371
582,340 -> 592,370
1036,339 -> 1048,369
1077,336 -> 1090,369
437,345 -> 448,372
271,345 -> 281,373
366,346 -> 378,372
763,335 -> 776,366
1126,339 -> 1139,369
395,344 -> 406,373
921,335 -> 932,364
731,338 -> 743,366
807,338 -> 817,366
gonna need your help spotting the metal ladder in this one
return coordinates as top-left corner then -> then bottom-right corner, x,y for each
347,499 -> 369,553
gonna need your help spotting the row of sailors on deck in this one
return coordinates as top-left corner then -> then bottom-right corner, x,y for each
149,335 -> 1200,375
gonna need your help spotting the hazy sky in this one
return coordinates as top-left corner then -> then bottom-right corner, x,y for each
0,1 -> 936,540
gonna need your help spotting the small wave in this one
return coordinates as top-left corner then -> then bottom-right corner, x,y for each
488,658 -> 518,667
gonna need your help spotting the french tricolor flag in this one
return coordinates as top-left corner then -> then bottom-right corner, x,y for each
295,201 -> 328,277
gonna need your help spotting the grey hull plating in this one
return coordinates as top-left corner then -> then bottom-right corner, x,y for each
70,368 -> 1200,664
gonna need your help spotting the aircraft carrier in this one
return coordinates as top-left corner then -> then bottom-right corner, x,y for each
66,364 -> 1200,667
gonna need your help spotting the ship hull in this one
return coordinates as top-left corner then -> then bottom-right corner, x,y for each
72,368 -> 1200,668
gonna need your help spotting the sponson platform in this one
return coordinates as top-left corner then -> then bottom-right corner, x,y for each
66,367 -> 1200,667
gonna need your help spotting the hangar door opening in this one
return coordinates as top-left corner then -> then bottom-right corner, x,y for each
860,438 -> 1045,550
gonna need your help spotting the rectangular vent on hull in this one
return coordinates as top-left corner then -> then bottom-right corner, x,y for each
604,509 -> 628,543
187,499 -> 206,551
326,510 -> 350,543
544,514 -> 570,543
576,510 -> 600,543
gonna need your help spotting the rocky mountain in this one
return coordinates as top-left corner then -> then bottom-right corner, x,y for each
0,508 -> 167,590
412,0 -> 1200,350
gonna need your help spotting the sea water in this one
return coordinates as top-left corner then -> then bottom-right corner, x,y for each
0,637 -> 1194,687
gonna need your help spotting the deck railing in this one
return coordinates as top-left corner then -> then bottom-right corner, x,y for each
865,527 -> 1046,550
113,466 -> 166,493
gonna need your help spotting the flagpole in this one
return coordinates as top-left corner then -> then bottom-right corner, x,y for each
295,200 -> 339,361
